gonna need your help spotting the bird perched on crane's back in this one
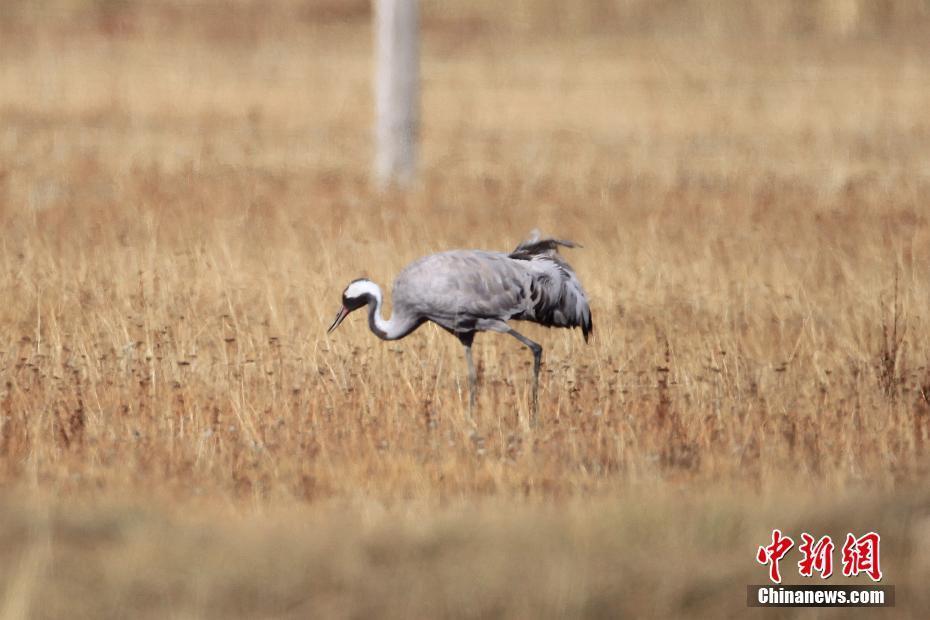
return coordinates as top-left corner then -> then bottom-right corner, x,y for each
327,230 -> 593,417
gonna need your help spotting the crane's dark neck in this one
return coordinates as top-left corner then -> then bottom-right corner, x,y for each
363,287 -> 422,341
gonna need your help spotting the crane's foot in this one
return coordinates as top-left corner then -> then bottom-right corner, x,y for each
530,349 -> 541,428
460,334 -> 479,426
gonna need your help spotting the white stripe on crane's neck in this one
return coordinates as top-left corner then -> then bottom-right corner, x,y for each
346,279 -> 419,341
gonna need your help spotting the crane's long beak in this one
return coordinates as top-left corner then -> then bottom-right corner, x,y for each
327,306 -> 350,334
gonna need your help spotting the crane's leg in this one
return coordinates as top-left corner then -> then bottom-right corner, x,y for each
504,327 -> 543,424
457,332 -> 477,410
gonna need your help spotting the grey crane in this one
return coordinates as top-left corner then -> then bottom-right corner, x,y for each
326,230 -> 593,415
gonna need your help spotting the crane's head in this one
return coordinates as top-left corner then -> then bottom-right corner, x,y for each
327,279 -> 378,333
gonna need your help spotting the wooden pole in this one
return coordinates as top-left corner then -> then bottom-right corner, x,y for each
374,0 -> 419,188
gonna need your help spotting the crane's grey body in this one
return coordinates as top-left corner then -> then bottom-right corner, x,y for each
392,248 -> 591,337
328,231 -> 593,418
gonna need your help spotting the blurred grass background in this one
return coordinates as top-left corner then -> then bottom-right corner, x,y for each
4,0 -> 930,37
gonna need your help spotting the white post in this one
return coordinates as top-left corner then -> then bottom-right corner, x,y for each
374,0 -> 419,188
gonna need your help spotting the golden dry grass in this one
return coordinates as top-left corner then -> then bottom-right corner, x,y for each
2,488 -> 930,618
2,1 -> 930,617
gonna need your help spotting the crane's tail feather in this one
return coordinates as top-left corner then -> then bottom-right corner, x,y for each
509,229 -> 582,259
509,229 -> 593,343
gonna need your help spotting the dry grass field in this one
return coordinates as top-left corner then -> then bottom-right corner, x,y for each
2,0 -> 930,617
